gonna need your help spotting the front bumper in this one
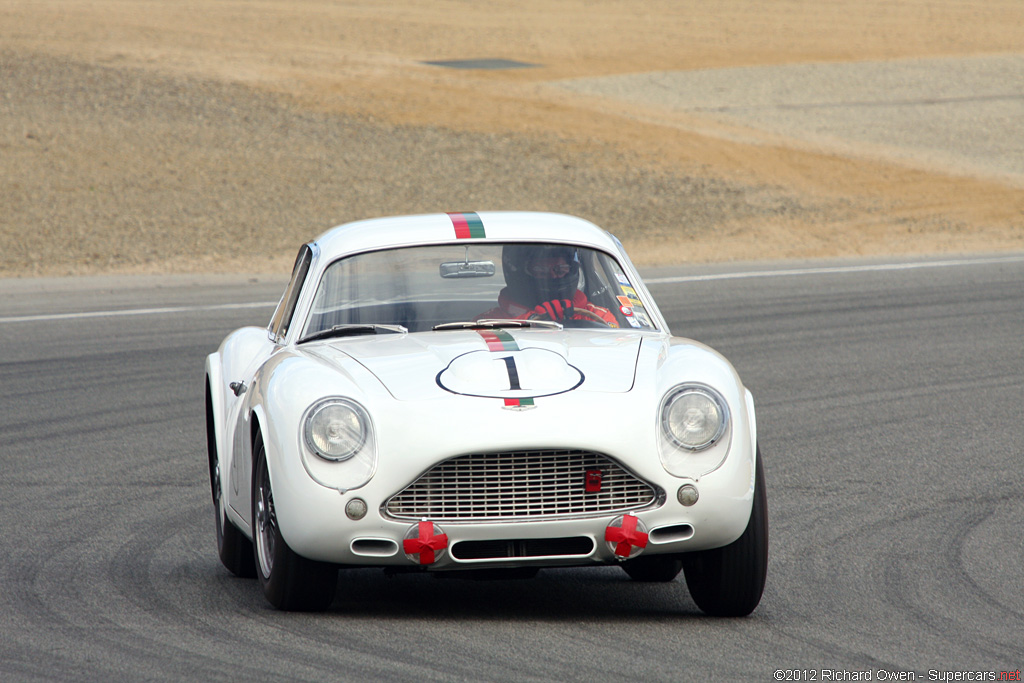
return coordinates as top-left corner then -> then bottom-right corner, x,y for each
264,374 -> 757,569
272,450 -> 755,569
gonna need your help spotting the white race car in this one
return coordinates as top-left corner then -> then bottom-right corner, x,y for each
205,211 -> 767,614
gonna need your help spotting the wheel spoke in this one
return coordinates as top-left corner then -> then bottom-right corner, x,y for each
256,460 -> 276,577
213,462 -> 222,504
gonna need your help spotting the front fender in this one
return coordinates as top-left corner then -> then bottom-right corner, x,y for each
745,387 -> 757,465
205,354 -> 225,503
248,349 -> 388,548
638,336 -> 755,482
210,327 -> 275,532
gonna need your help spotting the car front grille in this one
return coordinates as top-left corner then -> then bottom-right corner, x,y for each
384,449 -> 659,522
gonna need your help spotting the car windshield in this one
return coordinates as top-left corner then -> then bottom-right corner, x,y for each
300,243 -> 657,338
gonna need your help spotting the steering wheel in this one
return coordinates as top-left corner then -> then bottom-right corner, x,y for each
527,306 -> 611,326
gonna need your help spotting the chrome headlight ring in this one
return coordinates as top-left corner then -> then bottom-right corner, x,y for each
302,397 -> 371,462
660,384 -> 730,452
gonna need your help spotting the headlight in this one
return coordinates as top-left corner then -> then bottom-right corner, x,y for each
303,398 -> 369,461
660,385 -> 729,451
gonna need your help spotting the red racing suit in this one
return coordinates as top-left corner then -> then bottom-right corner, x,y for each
477,288 -> 618,326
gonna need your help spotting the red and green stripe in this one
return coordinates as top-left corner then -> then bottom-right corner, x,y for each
475,329 -> 536,408
476,328 -> 519,352
448,212 -> 486,239
504,397 -> 535,408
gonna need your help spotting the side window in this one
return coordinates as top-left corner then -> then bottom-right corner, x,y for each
269,245 -> 313,341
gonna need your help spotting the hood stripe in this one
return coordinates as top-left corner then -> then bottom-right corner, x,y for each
476,328 -> 519,352
475,329 -> 536,407
504,397 -> 535,408
448,212 -> 486,239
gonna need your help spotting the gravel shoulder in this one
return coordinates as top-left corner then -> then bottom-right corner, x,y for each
0,50 -> 817,276
1,1 -> 1022,277
556,55 -> 1024,186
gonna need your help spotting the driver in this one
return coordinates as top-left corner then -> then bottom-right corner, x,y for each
477,245 -> 617,326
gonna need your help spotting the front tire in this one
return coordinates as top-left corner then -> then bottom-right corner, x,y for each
252,433 -> 337,611
682,447 -> 768,617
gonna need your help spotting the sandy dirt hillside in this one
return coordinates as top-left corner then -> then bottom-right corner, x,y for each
1,0 -> 1022,276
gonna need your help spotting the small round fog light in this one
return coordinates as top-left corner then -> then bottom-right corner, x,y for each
677,484 -> 699,507
345,497 -> 368,520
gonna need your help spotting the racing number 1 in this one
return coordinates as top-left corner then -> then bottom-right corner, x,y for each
497,356 -> 522,391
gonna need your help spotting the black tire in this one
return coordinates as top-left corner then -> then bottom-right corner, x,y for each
251,433 -> 337,611
207,387 -> 255,577
621,555 -> 684,582
682,447 -> 768,617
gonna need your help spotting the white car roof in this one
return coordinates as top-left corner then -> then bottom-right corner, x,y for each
312,211 -> 625,259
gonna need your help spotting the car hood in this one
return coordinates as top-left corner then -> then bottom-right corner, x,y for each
307,329 -> 644,401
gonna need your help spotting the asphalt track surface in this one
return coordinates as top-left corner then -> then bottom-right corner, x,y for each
1,255 -> 1022,681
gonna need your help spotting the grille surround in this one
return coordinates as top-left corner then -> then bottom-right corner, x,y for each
384,449 -> 660,522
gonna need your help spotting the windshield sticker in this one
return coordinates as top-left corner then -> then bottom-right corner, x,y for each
619,285 -> 642,306
448,212 -> 486,239
617,285 -> 653,327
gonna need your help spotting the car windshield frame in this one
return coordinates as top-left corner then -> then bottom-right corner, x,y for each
269,244 -> 314,342
298,242 -> 660,338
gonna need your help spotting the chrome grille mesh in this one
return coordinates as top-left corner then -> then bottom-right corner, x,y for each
385,449 -> 657,521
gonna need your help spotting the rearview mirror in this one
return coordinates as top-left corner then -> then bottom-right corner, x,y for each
440,260 -> 496,279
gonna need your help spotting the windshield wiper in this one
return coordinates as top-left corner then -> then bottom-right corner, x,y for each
432,318 -> 563,331
299,323 -> 408,344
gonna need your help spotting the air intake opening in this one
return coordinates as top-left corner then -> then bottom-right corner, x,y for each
451,537 -> 594,560
648,524 -> 695,543
350,538 -> 399,557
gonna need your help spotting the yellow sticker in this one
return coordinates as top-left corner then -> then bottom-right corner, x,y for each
620,285 -> 642,306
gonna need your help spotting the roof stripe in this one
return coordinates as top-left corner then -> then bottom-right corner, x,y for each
448,212 -> 486,239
